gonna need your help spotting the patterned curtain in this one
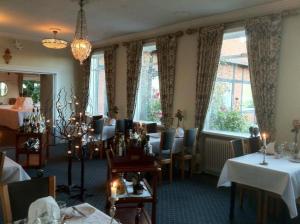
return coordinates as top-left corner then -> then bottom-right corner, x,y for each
156,34 -> 179,128
246,14 -> 282,140
126,41 -> 143,119
80,56 -> 91,113
195,25 -> 224,133
104,46 -> 117,117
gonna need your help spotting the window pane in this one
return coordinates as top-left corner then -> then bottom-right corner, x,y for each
86,53 -> 108,116
134,44 -> 161,122
204,29 -> 257,135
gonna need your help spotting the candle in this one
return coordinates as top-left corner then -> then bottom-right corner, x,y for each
262,133 -> 267,147
111,181 -> 117,198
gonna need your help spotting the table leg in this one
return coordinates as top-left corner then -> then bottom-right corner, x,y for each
229,182 -> 236,220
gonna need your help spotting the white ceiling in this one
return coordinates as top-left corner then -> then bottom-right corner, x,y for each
0,0 -> 281,43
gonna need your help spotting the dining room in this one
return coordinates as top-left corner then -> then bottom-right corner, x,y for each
1,0 -> 300,224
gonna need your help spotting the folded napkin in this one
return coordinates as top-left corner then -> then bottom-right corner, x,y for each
109,118 -> 116,126
266,142 -> 275,155
175,127 -> 184,138
27,196 -> 60,224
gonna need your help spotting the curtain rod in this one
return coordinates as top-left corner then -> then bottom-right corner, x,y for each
122,30 -> 184,47
92,43 -> 119,53
186,8 -> 300,35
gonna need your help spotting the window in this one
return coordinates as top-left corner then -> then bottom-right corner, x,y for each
134,44 -> 161,123
22,80 -> 40,104
86,52 -> 108,116
204,29 -> 257,136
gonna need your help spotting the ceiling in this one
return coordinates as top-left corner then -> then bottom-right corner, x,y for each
0,0 -> 281,43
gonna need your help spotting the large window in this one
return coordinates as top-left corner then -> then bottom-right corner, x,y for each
134,44 -> 161,123
204,29 -> 257,135
22,80 -> 40,104
86,52 -> 108,116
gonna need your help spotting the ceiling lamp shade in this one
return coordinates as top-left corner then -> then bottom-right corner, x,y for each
42,30 -> 68,49
71,0 -> 92,65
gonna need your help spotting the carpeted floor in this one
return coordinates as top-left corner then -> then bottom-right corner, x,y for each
1,144 -> 299,224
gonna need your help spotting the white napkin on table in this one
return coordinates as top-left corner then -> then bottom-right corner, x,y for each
266,142 -> 275,155
27,196 -> 60,224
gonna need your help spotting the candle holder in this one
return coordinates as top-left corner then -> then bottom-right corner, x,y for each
109,197 -> 120,224
260,146 -> 268,165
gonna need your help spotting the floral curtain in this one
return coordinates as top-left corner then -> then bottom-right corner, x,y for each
104,46 -> 117,117
156,34 -> 179,128
246,14 -> 282,140
80,56 -> 91,113
126,41 -> 143,119
195,25 -> 224,133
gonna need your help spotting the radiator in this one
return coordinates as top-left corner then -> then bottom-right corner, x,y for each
204,137 -> 233,175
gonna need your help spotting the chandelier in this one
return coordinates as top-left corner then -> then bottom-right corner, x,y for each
42,29 -> 68,49
71,0 -> 92,65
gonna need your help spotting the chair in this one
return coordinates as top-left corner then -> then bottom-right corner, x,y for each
115,119 -> 125,134
248,136 -> 261,153
145,123 -> 158,133
230,139 -> 244,157
124,119 -> 133,132
174,128 -> 198,179
0,151 -> 5,182
0,176 -> 56,223
158,129 -> 175,184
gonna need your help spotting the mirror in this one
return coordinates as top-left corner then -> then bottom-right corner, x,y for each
0,82 -> 8,96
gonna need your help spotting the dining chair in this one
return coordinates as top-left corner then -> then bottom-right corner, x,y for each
248,136 -> 261,153
158,129 -> 176,184
174,128 -> 198,179
145,123 -> 158,133
230,139 -> 244,157
0,176 -> 56,223
124,119 -> 133,132
115,119 -> 125,134
0,151 -> 5,182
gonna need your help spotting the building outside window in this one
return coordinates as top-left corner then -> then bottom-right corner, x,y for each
86,52 -> 108,116
134,43 -> 161,123
204,29 -> 257,136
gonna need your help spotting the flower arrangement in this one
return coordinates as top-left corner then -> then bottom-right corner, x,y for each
175,109 -> 184,128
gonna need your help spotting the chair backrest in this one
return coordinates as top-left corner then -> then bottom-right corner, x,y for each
248,136 -> 260,153
93,119 -> 104,135
115,119 -> 125,134
230,139 -> 244,157
124,119 -> 133,132
146,123 -> 158,133
183,128 -> 198,153
0,176 -> 56,223
160,129 -> 176,152
0,151 -> 5,181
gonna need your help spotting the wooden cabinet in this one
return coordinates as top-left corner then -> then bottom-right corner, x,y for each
15,132 -> 47,168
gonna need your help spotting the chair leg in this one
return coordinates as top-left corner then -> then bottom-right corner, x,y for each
189,159 -> 193,178
180,159 -> 185,180
239,188 -> 244,209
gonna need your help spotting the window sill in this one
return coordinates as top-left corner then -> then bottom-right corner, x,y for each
202,130 -> 251,139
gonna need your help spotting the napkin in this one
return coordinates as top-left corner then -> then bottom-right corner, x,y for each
175,127 -> 184,138
27,196 -> 60,224
266,142 -> 275,155
109,118 -> 116,126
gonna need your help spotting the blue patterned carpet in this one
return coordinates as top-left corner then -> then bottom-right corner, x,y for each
1,144 -> 299,224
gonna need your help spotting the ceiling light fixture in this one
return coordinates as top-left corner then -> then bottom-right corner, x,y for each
71,0 -> 92,65
42,29 -> 68,49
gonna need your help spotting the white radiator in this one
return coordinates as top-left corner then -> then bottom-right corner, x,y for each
204,137 -> 233,175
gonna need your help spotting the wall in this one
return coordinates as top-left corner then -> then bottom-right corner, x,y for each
0,72 -> 19,104
0,36 -> 77,100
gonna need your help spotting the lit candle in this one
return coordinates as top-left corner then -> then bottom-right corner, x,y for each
46,120 -> 50,124
262,133 -> 267,147
67,150 -> 72,155
111,181 -> 117,198
95,147 -> 99,151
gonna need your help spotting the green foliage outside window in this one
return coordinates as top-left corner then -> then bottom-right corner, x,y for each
23,80 -> 40,104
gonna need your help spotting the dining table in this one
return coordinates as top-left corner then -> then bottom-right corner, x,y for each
148,132 -> 183,154
2,156 -> 31,184
218,152 -> 300,223
14,203 -> 118,224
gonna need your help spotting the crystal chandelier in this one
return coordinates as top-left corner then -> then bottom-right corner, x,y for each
71,0 -> 92,65
42,29 -> 68,49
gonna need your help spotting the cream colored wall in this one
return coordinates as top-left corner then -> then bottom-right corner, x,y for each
0,36 -> 77,96
0,72 -> 19,104
276,14 -> 300,142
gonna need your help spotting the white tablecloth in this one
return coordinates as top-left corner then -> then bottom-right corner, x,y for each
2,156 -> 31,184
63,203 -> 118,224
149,133 -> 183,154
217,153 -> 300,218
0,105 -> 32,130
